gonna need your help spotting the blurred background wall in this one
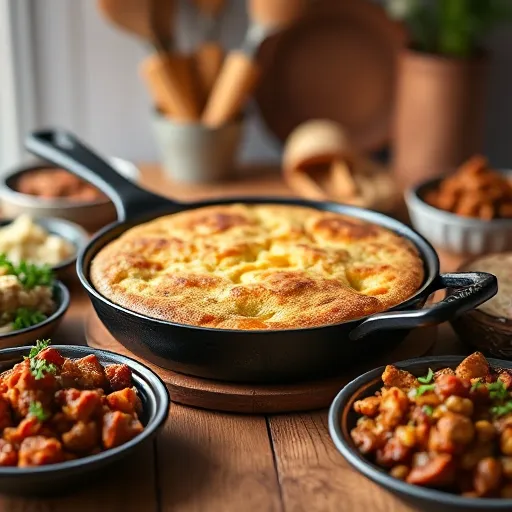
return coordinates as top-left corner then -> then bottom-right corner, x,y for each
20,0 -> 512,167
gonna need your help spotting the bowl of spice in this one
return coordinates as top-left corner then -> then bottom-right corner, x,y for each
0,157 -> 139,233
405,155 -> 512,255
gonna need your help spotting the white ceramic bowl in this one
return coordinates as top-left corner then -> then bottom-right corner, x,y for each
405,170 -> 512,255
0,157 -> 139,233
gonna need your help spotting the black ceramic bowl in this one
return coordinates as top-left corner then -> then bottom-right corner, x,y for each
0,281 -> 70,350
328,355 -> 512,512
0,345 -> 169,496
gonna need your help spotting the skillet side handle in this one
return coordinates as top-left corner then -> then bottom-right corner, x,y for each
349,272 -> 497,341
25,129 -> 174,221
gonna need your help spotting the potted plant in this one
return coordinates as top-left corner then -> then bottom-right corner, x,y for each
386,0 -> 511,188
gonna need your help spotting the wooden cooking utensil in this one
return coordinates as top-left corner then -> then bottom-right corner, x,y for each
98,0 -> 199,120
191,0 -> 226,105
202,0 -> 307,127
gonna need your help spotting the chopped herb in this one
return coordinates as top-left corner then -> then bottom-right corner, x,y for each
422,405 -> 434,416
29,357 -> 56,380
0,254 -> 54,289
25,339 -> 51,360
471,380 -> 483,391
12,308 -> 47,330
415,384 -> 436,396
487,381 -> 509,401
28,401 -> 49,422
418,368 -> 434,384
490,401 -> 512,418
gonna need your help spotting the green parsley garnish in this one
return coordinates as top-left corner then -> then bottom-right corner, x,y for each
471,380 -> 483,391
418,368 -> 434,384
0,254 -> 54,289
29,357 -> 56,380
415,384 -> 436,396
12,308 -> 47,330
422,405 -> 434,416
25,339 -> 51,360
490,401 -> 512,418
28,401 -> 49,422
487,380 -> 509,401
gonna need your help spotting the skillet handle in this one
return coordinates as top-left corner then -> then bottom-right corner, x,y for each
349,272 -> 497,341
25,129 -> 176,222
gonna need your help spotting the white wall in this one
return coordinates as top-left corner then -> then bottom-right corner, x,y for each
22,0 -> 512,168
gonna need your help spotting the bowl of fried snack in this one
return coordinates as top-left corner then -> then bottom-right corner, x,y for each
405,156 -> 512,255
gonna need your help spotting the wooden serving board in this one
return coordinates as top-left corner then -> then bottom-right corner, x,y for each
86,311 -> 437,414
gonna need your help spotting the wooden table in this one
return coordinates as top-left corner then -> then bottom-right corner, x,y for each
0,166 -> 468,512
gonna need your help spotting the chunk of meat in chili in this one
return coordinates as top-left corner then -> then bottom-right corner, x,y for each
105,364 -> 132,391
350,424 -> 386,455
456,352 -> 489,381
3,416 -> 42,445
56,388 -> 103,422
9,389 -> 53,418
406,454 -> 456,487
382,366 -> 418,389
428,413 -> 475,454
376,436 -> 412,467
0,439 -> 17,466
62,421 -> 99,453
435,374 -> 470,401
473,457 -> 503,496
106,388 -> 142,415
102,411 -> 143,449
379,387 -> 409,428
36,347 -> 65,368
0,397 -> 12,430
18,436 -> 64,467
60,355 -> 108,390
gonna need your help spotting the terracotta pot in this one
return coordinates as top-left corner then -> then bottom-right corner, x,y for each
392,49 -> 489,188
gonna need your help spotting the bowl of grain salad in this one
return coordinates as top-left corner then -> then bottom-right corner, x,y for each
0,255 -> 69,347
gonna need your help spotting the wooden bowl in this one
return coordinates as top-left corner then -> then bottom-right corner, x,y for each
255,0 -> 407,152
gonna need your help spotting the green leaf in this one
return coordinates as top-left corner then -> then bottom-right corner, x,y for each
415,383 -> 436,396
25,339 -> 51,360
490,401 -> 512,418
471,380 -> 483,391
422,405 -> 434,416
487,380 -> 509,401
29,357 -> 57,380
12,309 -> 47,330
418,368 -> 434,384
0,254 -> 54,289
28,401 -> 49,422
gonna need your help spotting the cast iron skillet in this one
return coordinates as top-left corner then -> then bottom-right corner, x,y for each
25,129 -> 498,383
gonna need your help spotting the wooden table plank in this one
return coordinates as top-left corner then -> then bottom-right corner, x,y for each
269,412 -> 415,512
157,404 -> 282,512
0,442 -> 157,512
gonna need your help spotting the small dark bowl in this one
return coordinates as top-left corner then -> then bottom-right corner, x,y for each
450,255 -> 512,359
0,281 -> 70,349
0,345 -> 169,496
328,355 -> 512,512
0,217 -> 89,281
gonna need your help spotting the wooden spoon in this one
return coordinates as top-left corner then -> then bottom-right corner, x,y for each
98,0 -> 200,120
191,0 -> 226,107
202,0 -> 307,127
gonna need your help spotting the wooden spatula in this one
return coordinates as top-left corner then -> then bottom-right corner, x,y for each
202,0 -> 307,127
191,0 -> 226,107
98,0 -> 200,120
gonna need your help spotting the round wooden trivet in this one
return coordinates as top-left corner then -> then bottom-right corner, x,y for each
86,311 -> 437,414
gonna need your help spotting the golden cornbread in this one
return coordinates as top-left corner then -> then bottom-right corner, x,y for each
90,204 -> 424,330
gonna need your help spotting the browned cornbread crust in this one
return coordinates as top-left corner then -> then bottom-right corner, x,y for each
90,204 -> 424,330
